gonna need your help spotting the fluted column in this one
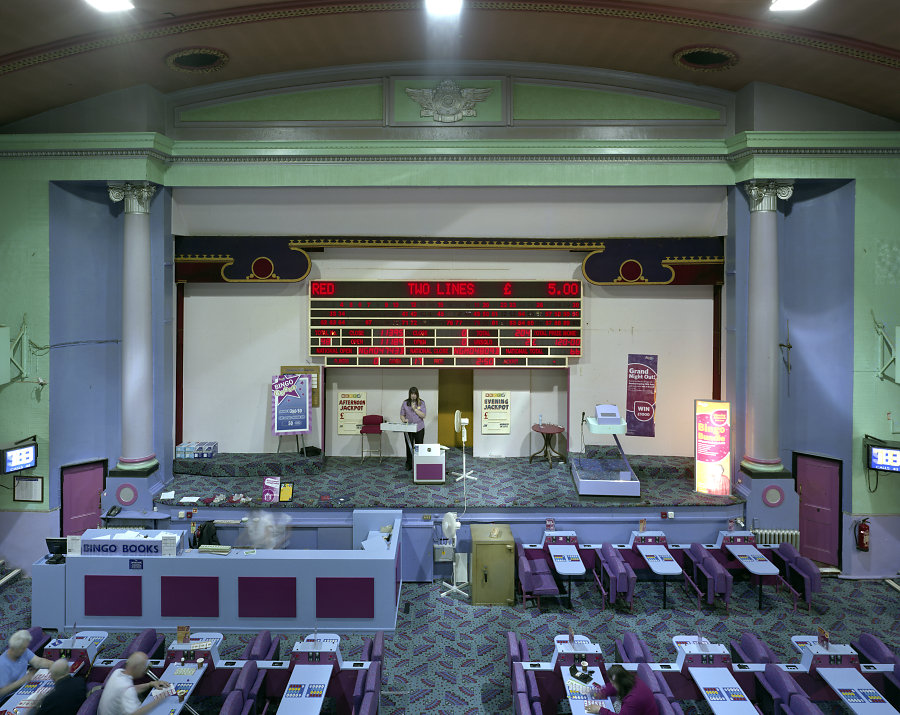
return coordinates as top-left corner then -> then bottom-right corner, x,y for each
108,182 -> 158,472
741,179 -> 793,473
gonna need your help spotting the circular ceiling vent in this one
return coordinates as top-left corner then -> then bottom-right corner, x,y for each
673,45 -> 738,72
165,47 -> 229,74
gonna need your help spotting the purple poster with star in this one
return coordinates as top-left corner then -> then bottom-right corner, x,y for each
271,374 -> 311,435
626,354 -> 658,437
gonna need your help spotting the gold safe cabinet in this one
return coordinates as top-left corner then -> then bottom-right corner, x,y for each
470,523 -> 515,605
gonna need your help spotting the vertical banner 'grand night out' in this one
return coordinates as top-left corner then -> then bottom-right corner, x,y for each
626,354 -> 658,437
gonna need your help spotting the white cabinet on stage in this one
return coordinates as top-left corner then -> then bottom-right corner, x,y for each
413,444 -> 445,484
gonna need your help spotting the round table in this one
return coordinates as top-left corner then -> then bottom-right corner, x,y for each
530,424 -> 566,465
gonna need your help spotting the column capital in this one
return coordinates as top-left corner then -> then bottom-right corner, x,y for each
108,182 -> 157,214
746,180 -> 794,213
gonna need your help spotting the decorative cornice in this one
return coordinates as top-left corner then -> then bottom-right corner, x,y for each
1,143 -> 899,165
287,237 -> 606,249
745,179 -> 794,212
108,181 -> 157,213
1,0 -> 898,78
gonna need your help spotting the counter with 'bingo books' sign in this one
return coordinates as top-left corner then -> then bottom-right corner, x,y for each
31,512 -> 402,635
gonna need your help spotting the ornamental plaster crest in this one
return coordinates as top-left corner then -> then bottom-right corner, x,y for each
404,79 -> 493,123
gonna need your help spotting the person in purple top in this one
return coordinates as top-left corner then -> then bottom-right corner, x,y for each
399,386 -> 426,471
586,664 -> 659,715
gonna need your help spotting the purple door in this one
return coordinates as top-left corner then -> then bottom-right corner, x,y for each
61,460 -> 106,536
795,453 -> 840,566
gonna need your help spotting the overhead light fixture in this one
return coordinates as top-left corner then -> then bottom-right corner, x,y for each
770,0 -> 819,11
85,0 -> 135,12
425,0 -> 462,18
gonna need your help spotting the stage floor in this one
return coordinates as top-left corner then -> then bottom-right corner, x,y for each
157,447 -> 742,511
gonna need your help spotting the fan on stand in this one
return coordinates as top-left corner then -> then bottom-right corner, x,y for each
452,409 -> 475,482
439,511 -> 469,599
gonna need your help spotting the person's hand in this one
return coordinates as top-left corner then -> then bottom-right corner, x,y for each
585,705 -> 601,714
154,680 -> 172,689
400,416 -> 407,423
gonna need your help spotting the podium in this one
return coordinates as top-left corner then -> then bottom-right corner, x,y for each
571,415 -> 640,496
413,444 -> 445,484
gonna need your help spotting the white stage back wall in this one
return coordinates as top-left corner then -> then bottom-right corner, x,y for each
182,248 -> 712,457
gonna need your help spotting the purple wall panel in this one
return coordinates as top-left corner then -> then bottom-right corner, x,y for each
316,577 -> 375,619
161,576 -> 219,617
238,577 -> 296,618
84,575 -> 142,617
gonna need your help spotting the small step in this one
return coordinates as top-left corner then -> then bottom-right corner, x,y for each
818,566 -> 841,577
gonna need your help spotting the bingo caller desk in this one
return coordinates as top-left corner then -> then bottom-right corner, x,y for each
32,514 -> 402,633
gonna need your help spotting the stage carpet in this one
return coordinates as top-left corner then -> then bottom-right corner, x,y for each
157,447 -> 742,510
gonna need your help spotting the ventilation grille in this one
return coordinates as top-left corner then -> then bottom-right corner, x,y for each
752,529 -> 799,547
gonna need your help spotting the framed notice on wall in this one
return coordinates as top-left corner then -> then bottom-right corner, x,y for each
13,475 -> 43,502
481,391 -> 511,434
271,374 -> 311,436
338,392 -> 367,435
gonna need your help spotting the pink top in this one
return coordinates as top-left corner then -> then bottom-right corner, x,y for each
400,399 -> 426,431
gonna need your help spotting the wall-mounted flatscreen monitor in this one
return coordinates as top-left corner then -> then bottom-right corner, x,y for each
1,442 -> 37,474
867,444 -> 900,473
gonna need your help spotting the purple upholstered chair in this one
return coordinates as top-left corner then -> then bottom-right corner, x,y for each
595,544 -> 636,609
637,662 -> 675,701
365,660 -> 382,703
370,631 -> 384,663
852,633 -> 896,664
756,663 -> 805,715
507,631 -> 522,679
783,693 -> 821,715
352,669 -> 367,713
75,690 -> 102,715
655,692 -> 684,715
232,660 -> 266,711
356,691 -> 377,715
517,555 -> 559,611
512,661 -> 528,695
731,632 -> 778,664
770,542 -> 801,576
27,626 -> 50,656
122,628 -> 164,660
615,631 -> 654,664
785,558 -> 822,611
684,546 -> 732,609
514,691 -> 532,715
219,691 -> 244,715
225,631 -> 280,693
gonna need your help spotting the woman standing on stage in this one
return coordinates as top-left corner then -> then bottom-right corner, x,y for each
400,386 -> 426,471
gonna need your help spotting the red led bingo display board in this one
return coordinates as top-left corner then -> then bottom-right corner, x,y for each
309,280 -> 582,368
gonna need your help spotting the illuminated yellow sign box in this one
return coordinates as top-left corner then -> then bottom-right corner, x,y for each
694,400 -> 731,496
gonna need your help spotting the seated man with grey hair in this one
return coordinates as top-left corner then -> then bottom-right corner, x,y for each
0,629 -> 54,699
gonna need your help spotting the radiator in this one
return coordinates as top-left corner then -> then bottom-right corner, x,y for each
752,529 -> 800,547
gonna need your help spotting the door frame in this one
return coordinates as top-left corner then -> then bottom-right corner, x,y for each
791,451 -> 842,570
60,458 -> 108,536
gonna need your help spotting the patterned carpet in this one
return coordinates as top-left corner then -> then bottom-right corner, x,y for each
3,572 -> 897,714
161,448 -> 742,510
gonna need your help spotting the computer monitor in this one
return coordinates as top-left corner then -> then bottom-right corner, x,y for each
46,538 -> 67,555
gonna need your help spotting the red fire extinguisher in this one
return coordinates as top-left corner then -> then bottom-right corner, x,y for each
855,518 -> 870,552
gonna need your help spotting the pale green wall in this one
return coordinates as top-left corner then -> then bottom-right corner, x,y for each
852,176 -> 900,515
0,132 -> 899,519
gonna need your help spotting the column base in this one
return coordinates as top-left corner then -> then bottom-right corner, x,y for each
111,458 -> 159,477
740,457 -> 786,475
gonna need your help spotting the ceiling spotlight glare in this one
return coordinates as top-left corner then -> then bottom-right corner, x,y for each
770,0 -> 819,11
86,0 -> 135,11
426,0 -> 463,18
